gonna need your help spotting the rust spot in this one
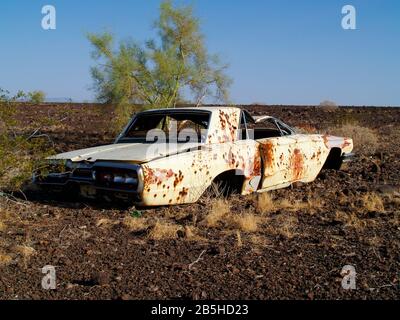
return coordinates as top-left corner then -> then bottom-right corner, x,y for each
179,187 -> 189,198
259,141 -> 275,172
218,110 -> 238,142
173,170 -> 184,188
247,146 -> 261,177
311,153 -> 316,160
290,148 -> 304,180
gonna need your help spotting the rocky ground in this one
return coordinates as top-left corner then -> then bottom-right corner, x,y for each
0,103 -> 399,299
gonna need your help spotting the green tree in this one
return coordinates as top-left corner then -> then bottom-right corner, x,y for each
28,90 -> 46,104
88,0 -> 231,129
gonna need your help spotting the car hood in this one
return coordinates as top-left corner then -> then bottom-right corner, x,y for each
49,142 -> 202,163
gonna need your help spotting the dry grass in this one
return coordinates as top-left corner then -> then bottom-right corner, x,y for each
123,216 -> 148,232
183,225 -> 205,241
96,218 -> 119,228
0,252 -> 12,266
335,211 -> 367,230
250,235 -> 271,247
15,245 -> 36,258
364,234 -> 383,247
256,193 -> 322,215
203,199 -> 230,227
278,199 -> 318,213
236,231 -> 242,247
331,124 -> 379,154
15,245 -> 36,266
232,213 -> 259,232
0,220 -> 5,232
277,214 -> 298,239
362,193 -> 385,212
148,220 -> 182,240
256,192 -> 275,214
265,213 -> 298,239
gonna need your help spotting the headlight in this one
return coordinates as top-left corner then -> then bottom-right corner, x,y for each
95,168 -> 139,189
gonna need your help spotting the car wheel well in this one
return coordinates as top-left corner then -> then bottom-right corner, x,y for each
323,147 -> 343,170
209,170 -> 245,197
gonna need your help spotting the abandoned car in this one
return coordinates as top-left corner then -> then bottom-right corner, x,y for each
34,107 -> 353,206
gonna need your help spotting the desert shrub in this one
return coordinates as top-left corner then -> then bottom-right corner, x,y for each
330,123 -> 379,154
27,91 -> 46,104
0,89 -> 53,192
319,100 -> 339,111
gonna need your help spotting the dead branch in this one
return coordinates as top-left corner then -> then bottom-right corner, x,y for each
188,249 -> 206,270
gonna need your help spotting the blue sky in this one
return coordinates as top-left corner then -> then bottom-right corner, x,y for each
0,0 -> 399,105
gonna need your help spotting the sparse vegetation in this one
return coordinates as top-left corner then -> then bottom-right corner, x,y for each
362,193 -> 385,213
256,192 -> 275,214
27,91 -> 46,104
335,211 -> 367,230
123,216 -> 148,232
330,123 -> 379,154
96,218 -> 118,228
148,220 -> 182,240
0,88 -> 53,192
232,213 -> 259,232
0,220 -> 5,232
204,198 -> 230,227
0,252 -> 12,266
319,100 -> 339,111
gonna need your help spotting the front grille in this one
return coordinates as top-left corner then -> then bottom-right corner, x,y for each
72,169 -> 93,180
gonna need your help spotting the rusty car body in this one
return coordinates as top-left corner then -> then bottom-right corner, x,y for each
34,107 -> 353,206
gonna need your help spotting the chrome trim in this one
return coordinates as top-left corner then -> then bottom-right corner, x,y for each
342,152 -> 355,163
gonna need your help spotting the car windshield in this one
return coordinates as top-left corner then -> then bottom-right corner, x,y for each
118,111 -> 211,143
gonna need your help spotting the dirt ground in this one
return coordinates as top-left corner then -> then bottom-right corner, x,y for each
0,103 -> 399,300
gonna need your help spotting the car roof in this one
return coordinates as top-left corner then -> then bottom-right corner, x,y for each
139,106 -> 242,114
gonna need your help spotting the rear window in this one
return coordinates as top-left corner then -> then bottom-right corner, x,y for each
119,111 -> 210,143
